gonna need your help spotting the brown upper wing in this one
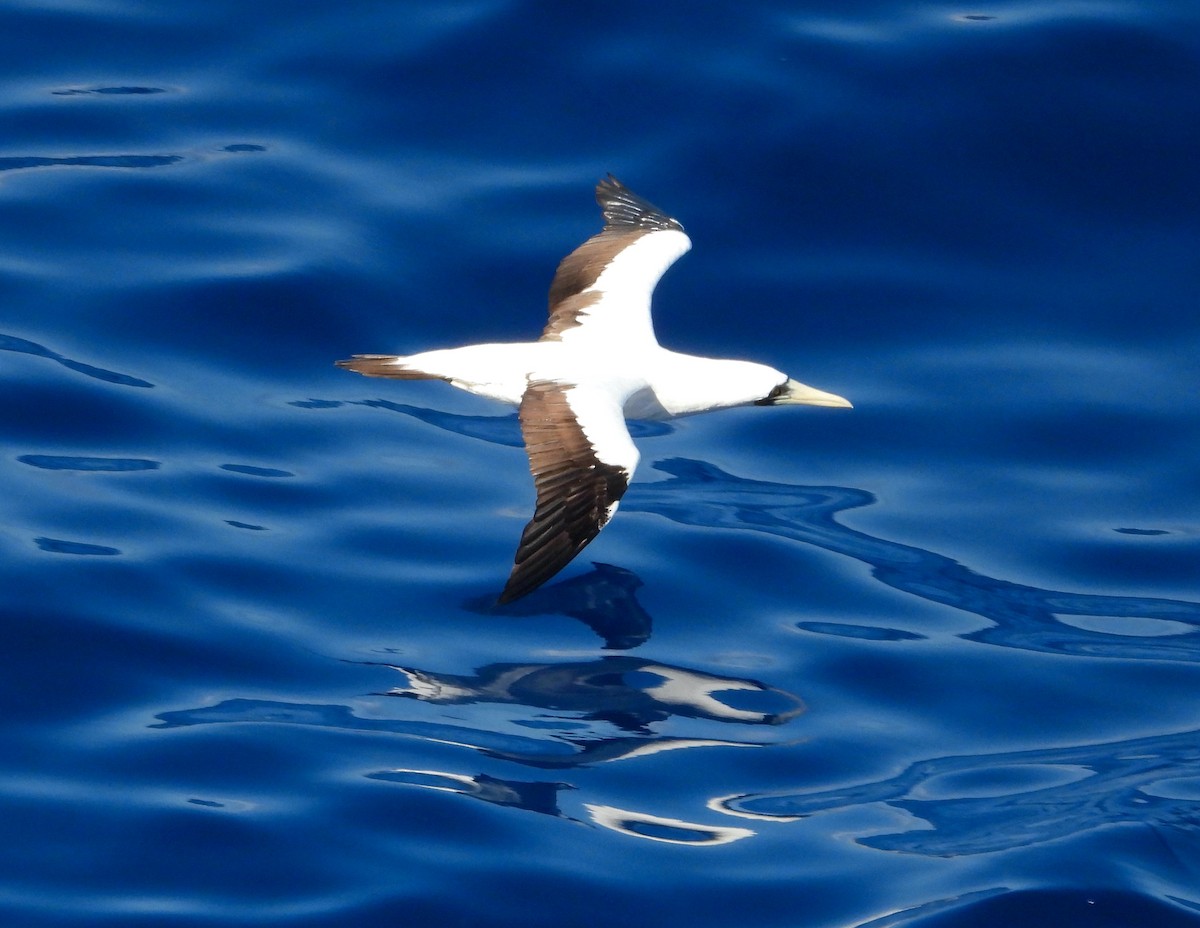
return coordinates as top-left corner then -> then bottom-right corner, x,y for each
542,175 -> 684,341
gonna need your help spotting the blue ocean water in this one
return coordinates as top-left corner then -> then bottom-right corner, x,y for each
2,1 -> 1198,925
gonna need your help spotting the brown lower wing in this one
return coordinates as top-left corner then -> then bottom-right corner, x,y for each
498,382 -> 631,604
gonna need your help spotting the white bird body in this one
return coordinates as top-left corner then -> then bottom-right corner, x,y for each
379,341 -> 808,419
338,176 -> 850,602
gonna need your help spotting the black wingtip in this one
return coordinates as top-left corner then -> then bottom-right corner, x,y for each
595,174 -> 684,233
496,572 -> 544,606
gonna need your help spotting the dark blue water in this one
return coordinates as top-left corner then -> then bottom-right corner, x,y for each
3,2 -> 1199,925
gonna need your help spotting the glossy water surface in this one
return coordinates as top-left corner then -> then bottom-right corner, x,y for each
2,2 -> 1199,925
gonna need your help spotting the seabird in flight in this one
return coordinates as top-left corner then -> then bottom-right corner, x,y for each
337,175 -> 851,603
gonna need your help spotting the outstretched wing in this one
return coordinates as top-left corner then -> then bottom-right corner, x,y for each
498,380 -> 639,604
542,175 -> 692,346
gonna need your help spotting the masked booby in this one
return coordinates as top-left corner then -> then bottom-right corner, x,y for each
337,175 -> 851,603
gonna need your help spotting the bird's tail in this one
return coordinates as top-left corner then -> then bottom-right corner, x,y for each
335,354 -> 443,380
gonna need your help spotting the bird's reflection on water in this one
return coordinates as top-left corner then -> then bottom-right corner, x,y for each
376,654 -> 805,728
364,770 -> 756,845
155,653 -> 802,767
153,655 -> 795,845
467,562 -> 653,650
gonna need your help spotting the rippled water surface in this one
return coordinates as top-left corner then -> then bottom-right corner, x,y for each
3,2 -> 1199,925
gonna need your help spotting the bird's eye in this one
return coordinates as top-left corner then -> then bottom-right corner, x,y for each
755,382 -> 789,405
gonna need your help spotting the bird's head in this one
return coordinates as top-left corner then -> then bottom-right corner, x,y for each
754,375 -> 852,408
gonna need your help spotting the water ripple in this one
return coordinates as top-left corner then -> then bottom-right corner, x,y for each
50,85 -> 170,96
722,726 -> 1200,856
17,454 -> 159,472
0,154 -> 183,172
0,332 -> 153,388
34,536 -> 121,556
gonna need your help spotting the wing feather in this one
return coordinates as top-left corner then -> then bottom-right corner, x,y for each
542,176 -> 690,344
498,381 -> 639,604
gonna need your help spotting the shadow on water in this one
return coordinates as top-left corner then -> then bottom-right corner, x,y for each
470,562 -> 654,650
